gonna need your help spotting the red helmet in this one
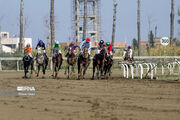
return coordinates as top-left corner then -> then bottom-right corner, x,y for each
128,46 -> 131,49
86,38 -> 90,42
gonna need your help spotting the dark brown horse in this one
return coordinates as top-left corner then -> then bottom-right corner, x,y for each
104,55 -> 113,79
65,47 -> 77,79
23,51 -> 34,78
78,47 -> 90,80
52,48 -> 63,78
92,48 -> 106,80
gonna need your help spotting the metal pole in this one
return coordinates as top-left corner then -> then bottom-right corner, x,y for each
0,60 -> 2,71
17,60 -> 19,71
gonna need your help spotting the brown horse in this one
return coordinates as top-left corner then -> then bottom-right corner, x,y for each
104,55 -> 113,79
92,48 -> 106,80
65,47 -> 77,79
52,48 -> 63,78
78,47 -> 90,80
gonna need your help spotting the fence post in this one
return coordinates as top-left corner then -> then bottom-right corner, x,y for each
17,60 -> 19,71
130,65 -> 134,79
51,59 -> 53,70
124,64 -> 129,78
138,64 -> 143,79
0,60 -> 2,71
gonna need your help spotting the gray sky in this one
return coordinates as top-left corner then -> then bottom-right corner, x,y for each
0,0 -> 180,47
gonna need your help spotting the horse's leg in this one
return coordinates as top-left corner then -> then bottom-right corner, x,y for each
96,61 -> 100,79
24,63 -> 27,78
78,59 -> 81,80
72,65 -> 74,74
92,62 -> 95,80
52,61 -> 56,78
109,64 -> 113,77
104,65 -> 107,79
53,62 -> 57,78
37,65 -> 40,77
67,65 -> 70,79
30,61 -> 33,78
42,65 -> 46,78
83,63 -> 88,79
64,64 -> 67,75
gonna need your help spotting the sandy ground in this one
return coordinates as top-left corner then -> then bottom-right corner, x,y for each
0,70 -> 180,120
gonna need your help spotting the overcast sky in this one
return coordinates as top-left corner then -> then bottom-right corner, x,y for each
0,0 -> 180,47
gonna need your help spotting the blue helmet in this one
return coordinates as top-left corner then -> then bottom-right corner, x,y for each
39,40 -> 43,44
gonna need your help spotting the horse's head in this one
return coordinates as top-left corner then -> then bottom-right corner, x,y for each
53,48 -> 59,56
100,48 -> 106,57
83,47 -> 89,58
69,47 -> 73,53
37,47 -> 43,55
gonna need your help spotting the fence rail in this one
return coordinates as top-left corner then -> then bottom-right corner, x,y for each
1,56 -> 180,71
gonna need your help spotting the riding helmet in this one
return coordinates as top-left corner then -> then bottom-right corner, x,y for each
86,38 -> 90,42
26,43 -> 30,47
55,41 -> 60,44
106,42 -> 110,46
100,40 -> 104,44
39,40 -> 43,44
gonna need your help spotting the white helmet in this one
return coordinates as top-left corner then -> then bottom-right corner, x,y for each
55,41 -> 59,44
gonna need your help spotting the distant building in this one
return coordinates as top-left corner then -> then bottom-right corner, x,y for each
0,32 -> 32,53
140,41 -> 148,50
140,37 -> 166,51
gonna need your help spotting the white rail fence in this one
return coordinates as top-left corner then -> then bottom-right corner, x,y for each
1,56 -> 180,81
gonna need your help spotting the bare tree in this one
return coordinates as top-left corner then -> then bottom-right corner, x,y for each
50,0 -> 55,56
112,0 -> 117,48
137,0 -> 141,56
19,0 -> 24,53
170,0 -> 175,46
83,0 -> 87,40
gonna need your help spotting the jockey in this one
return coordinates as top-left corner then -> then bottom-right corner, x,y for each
96,40 -> 105,54
127,46 -> 133,60
24,43 -> 32,59
80,38 -> 92,56
106,42 -> 113,58
65,41 -> 80,57
52,40 -> 62,55
123,48 -> 128,60
35,40 -> 48,61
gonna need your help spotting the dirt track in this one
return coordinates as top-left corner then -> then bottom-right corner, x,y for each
0,70 -> 180,120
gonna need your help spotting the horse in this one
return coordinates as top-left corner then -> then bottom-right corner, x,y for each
23,51 -> 34,78
104,55 -> 113,79
124,51 -> 133,62
52,48 -> 63,78
92,48 -> 106,80
65,47 -> 77,79
36,47 -> 48,78
77,47 -> 90,80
